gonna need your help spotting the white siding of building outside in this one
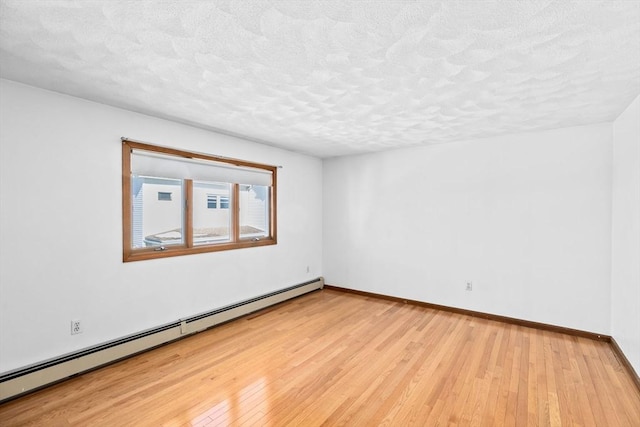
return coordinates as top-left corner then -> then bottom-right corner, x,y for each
140,180 -> 184,246
239,185 -> 269,236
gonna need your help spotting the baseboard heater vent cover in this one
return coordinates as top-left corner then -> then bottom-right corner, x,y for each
0,277 -> 324,402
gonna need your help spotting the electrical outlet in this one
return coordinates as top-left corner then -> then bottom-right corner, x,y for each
306,265 -> 310,274
466,282 -> 473,291
71,319 -> 83,335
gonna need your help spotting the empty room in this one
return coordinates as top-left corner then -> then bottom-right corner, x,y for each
0,1 -> 639,425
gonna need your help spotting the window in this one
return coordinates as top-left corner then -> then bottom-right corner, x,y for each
220,196 -> 230,209
122,140 -> 277,261
206,194 -> 229,209
157,192 -> 172,201
207,194 -> 217,209
239,185 -> 270,240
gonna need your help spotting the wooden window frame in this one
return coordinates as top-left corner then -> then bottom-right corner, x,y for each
122,140 -> 277,262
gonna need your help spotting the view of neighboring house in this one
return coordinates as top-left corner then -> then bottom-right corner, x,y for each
132,176 -> 269,248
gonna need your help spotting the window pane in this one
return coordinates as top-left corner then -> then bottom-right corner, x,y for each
193,181 -> 231,245
132,177 -> 183,248
220,196 -> 230,209
239,184 -> 269,239
207,194 -> 217,209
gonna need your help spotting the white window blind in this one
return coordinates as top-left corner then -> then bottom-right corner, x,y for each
131,149 -> 273,186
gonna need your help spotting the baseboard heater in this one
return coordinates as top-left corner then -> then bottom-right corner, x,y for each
0,277 -> 324,403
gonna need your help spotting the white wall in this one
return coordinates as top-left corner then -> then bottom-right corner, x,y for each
0,79 -> 323,373
324,124 -> 613,333
612,94 -> 640,373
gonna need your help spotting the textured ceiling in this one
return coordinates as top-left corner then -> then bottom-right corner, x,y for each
1,1 -> 639,158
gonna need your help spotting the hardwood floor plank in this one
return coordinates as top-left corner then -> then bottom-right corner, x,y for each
480,324 -> 509,427
1,289 -> 639,426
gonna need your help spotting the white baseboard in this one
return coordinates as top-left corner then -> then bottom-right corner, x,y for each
0,277 -> 324,402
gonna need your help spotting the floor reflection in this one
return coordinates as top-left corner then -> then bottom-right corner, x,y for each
188,376 -> 270,426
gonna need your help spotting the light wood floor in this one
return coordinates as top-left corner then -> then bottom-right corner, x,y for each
1,289 -> 639,426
